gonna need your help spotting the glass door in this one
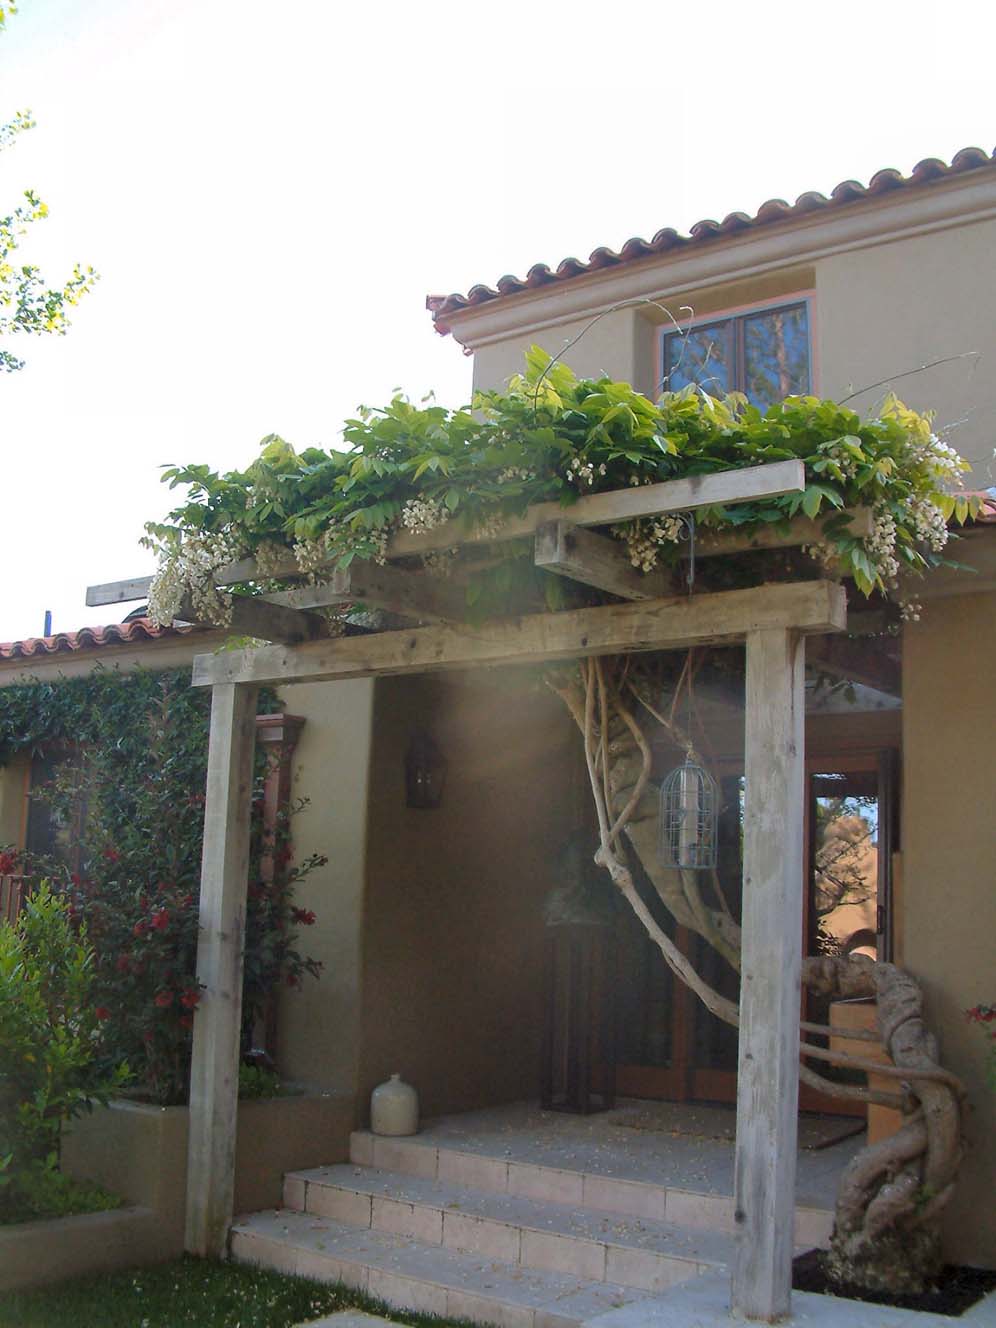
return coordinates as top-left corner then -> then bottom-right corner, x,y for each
615,752 -> 897,1108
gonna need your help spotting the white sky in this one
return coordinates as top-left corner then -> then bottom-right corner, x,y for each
0,0 -> 992,642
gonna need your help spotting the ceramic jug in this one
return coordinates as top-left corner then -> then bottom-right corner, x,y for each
370,1072 -> 419,1136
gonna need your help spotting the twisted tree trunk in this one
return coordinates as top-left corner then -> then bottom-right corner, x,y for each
550,657 -> 963,1295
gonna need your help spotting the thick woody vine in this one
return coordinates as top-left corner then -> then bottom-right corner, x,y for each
549,654 -> 963,1294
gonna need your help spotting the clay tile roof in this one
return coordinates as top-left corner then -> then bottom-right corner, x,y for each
0,618 -> 206,661
427,146 -> 996,335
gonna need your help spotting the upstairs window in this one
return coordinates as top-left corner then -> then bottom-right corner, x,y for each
661,300 -> 811,412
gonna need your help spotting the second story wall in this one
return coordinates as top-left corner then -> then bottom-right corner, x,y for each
464,182 -> 996,485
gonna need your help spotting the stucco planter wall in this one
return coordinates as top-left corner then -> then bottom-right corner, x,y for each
58,1090 -> 353,1270
0,1206 -> 165,1293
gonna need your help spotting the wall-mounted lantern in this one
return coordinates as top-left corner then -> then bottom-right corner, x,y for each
405,731 -> 447,809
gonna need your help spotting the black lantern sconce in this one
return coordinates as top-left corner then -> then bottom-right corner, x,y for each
405,731 -> 447,809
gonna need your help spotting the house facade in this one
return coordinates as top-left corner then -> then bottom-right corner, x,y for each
2,147 -> 994,1292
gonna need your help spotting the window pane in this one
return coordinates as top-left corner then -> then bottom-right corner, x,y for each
663,322 -> 731,396
743,304 -> 809,410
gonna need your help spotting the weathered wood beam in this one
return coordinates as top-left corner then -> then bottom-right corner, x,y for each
86,575 -> 156,607
733,627 -> 806,1321
84,462 -> 807,606
389,459 -> 805,558
185,682 -> 259,1258
181,596 -> 326,645
190,580 -> 846,689
534,521 -> 670,600
262,561 -> 466,624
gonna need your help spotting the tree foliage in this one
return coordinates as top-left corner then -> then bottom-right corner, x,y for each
0,5 -> 98,372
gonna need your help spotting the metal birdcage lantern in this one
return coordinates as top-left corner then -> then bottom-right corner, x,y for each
658,756 -> 719,870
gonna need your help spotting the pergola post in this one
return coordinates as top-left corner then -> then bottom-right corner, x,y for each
732,627 -> 806,1322
185,681 -> 259,1258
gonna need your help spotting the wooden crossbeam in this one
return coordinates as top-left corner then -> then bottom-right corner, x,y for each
534,521 -> 670,600
262,561 -> 466,624
84,461 -> 806,606
181,596 -> 326,646
191,580 -> 846,688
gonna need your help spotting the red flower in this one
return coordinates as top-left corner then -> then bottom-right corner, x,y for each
179,1014 -> 193,1030
143,1030 -> 154,1043
291,907 -> 316,926
102,847 -> 120,864
154,989 -> 173,1008
0,851 -> 17,875
95,1007 -> 110,1021
116,955 -> 130,973
133,920 -> 147,938
151,908 -> 170,932
179,989 -> 200,1009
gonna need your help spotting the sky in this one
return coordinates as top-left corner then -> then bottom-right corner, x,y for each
0,0 -> 993,642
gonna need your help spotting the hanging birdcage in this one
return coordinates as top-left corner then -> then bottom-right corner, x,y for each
658,757 -> 719,870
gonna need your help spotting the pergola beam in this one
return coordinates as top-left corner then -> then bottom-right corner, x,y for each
262,561 -> 466,624
190,580 -> 847,688
534,521 -> 671,600
84,461 -> 811,608
181,596 -> 327,645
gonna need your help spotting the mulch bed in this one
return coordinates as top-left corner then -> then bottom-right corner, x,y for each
793,1249 -> 996,1317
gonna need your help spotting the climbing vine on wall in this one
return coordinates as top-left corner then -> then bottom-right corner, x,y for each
0,668 -> 324,1104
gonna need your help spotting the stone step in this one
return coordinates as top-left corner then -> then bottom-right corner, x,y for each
284,1164 -> 734,1293
348,1130 -> 834,1248
231,1208 -> 652,1328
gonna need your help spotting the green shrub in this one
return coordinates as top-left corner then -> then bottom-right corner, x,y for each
0,886 -> 128,1222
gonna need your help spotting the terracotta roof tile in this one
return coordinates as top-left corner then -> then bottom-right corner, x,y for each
0,618 -> 206,661
427,147 -> 996,334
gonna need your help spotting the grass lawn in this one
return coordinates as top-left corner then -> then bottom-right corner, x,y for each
0,1256 -> 474,1328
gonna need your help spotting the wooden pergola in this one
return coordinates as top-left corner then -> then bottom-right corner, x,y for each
89,459 -> 860,1324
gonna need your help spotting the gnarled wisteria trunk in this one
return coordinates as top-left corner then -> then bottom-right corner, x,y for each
551,657 -> 963,1295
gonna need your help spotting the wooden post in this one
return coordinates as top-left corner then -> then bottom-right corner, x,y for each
732,628 -> 806,1322
185,682 -> 259,1258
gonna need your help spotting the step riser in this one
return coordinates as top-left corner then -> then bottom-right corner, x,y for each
285,1176 -> 705,1293
232,1229 -> 630,1328
348,1132 -> 833,1248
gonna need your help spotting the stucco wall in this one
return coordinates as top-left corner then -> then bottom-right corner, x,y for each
902,590 -> 996,1268
358,669 -> 580,1120
275,678 -> 375,1095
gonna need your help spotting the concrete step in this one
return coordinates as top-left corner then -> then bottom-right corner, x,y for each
231,1208 -> 652,1328
284,1164 -> 734,1293
348,1130 -> 834,1248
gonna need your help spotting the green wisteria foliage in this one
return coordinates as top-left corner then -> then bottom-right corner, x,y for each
144,347 -> 977,628
1,9 -> 98,372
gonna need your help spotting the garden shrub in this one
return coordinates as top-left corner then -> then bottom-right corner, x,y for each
0,886 -> 128,1222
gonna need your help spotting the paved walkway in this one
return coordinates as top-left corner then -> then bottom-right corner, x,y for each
293,1277 -> 996,1327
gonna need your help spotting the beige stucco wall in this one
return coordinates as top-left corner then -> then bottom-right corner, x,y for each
817,218 -> 996,483
902,590 -> 996,1268
357,668 -> 580,1120
273,678 -> 375,1095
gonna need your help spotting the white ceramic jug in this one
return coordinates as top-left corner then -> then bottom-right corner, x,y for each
370,1072 -> 419,1136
